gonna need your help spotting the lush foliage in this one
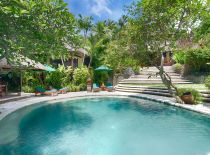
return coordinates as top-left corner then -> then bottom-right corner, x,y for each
185,48 -> 210,72
174,48 -> 210,73
178,88 -> 202,104
45,67 -> 66,89
22,85 -> 34,93
173,51 -> 186,65
22,66 -> 90,92
67,84 -> 80,92
22,71 -> 43,92
73,67 -> 90,85
2,0 -> 210,102
172,63 -> 183,74
205,76 -> 210,89
0,0 -> 79,63
94,71 -> 110,85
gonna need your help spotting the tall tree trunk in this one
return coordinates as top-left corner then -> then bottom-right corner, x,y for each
157,53 -> 183,103
88,56 -> 92,68
61,55 -> 65,67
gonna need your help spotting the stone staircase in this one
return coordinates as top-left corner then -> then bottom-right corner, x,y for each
120,66 -> 192,85
116,66 -> 210,103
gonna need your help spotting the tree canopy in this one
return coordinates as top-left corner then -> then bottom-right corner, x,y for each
0,0 -> 78,63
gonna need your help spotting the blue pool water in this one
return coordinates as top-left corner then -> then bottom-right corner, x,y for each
0,97 -> 210,155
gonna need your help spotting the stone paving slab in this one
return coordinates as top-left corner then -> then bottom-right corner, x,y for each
0,91 -> 210,121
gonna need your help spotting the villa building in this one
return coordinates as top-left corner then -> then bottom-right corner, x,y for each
51,44 -> 90,69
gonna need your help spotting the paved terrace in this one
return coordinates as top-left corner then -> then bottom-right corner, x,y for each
0,91 -> 210,121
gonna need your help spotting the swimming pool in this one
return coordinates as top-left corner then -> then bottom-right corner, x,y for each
0,97 -> 210,155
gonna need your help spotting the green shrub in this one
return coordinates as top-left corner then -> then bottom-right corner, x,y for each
67,84 -> 80,92
177,88 -> 202,104
22,71 -> 43,93
94,71 -> 109,85
73,67 -> 90,85
67,84 -> 75,92
185,48 -> 210,72
132,66 -> 140,74
79,83 -> 87,91
173,51 -> 186,64
174,49 -> 210,73
23,72 -> 42,86
62,66 -> 73,85
172,63 -> 183,74
205,76 -> 210,89
75,86 -> 80,92
22,85 -> 34,93
45,70 -> 64,89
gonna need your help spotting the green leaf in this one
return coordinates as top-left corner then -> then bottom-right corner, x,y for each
20,10 -> 29,14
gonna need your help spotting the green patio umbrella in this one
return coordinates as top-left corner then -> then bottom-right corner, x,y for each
94,65 -> 113,86
44,65 -> 56,72
95,65 -> 112,71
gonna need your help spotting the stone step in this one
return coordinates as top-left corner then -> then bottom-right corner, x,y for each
200,90 -> 210,94
142,66 -> 174,72
119,80 -> 193,84
121,80 -> 191,83
131,75 -> 183,79
116,66 -> 209,103
128,77 -> 188,81
116,86 -> 171,93
117,85 -> 205,95
141,70 -> 175,73
117,84 -> 167,89
141,69 -> 175,72
203,98 -> 210,102
116,88 -> 172,97
139,71 -> 180,76
122,78 -> 190,81
116,85 -> 210,103
202,93 -> 210,99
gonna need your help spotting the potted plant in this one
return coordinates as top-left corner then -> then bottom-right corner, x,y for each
178,88 -> 202,104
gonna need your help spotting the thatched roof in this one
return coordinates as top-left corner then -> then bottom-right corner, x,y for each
0,56 -> 46,71
65,44 -> 89,57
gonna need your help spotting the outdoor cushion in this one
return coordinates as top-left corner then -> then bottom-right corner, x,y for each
106,83 -> 113,88
93,83 -> 99,89
35,86 -> 46,93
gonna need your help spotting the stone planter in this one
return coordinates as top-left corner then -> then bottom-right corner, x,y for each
181,92 -> 195,104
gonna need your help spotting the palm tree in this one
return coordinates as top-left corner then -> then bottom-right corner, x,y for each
87,34 -> 97,68
118,15 -> 128,28
77,14 -> 93,65
94,21 -> 106,38
78,14 -> 93,40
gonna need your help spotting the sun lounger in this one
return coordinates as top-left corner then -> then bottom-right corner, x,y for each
35,86 -> 58,96
106,83 -> 114,92
58,87 -> 68,94
92,83 -> 100,92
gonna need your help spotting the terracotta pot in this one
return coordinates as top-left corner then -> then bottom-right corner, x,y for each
181,92 -> 195,104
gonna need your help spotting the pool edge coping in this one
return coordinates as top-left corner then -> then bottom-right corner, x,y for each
0,92 -> 210,121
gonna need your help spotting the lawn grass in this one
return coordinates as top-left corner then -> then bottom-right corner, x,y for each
175,84 -> 208,91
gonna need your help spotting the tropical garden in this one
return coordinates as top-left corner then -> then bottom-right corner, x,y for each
0,0 -> 210,104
